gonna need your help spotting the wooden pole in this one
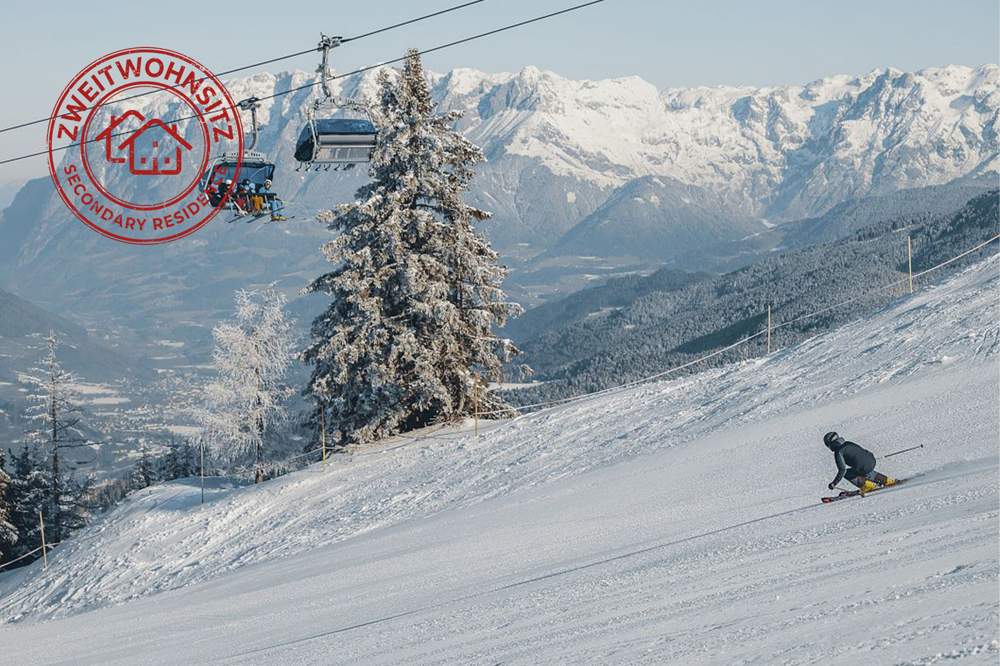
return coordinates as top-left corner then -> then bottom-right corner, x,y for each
38,511 -> 48,569
766,304 -> 772,355
474,377 -> 480,437
320,409 -> 327,466
200,440 -> 205,505
907,235 -> 914,294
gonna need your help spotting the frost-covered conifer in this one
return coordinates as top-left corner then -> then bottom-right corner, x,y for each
198,288 -> 295,483
0,450 -> 17,562
131,443 -> 157,490
158,438 -> 196,481
22,333 -> 90,541
303,49 -> 522,448
6,445 -> 49,562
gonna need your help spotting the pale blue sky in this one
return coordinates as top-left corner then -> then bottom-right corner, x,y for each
1,0 -> 996,182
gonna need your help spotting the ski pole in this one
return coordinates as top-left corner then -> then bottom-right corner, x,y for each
885,444 -> 924,458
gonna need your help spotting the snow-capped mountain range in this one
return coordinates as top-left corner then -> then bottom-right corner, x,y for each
218,62 -> 999,248
8,61 -> 998,253
0,62 -> 996,364
481,63 -> 999,212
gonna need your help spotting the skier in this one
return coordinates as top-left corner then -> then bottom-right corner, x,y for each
260,179 -> 287,221
824,431 -> 897,494
231,179 -> 250,216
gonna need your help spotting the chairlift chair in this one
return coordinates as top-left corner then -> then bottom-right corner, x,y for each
200,150 -> 275,202
199,97 -> 285,219
294,34 -> 377,171
294,117 -> 376,169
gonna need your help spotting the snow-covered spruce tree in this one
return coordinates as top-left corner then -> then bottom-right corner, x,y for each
303,49 -> 522,448
0,450 -> 17,563
178,439 -> 197,477
6,445 -> 50,562
158,437 -> 196,481
130,443 -> 157,490
22,333 -> 91,542
198,288 -> 294,483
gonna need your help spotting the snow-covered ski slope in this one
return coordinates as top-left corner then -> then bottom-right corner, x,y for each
1,256 -> 998,664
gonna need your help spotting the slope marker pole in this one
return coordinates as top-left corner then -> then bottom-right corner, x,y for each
200,440 -> 205,505
907,236 -> 914,294
766,304 -> 772,355
321,409 -> 327,466
38,511 -> 48,569
474,378 -> 480,437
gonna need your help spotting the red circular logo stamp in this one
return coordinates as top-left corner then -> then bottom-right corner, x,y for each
47,47 -> 243,244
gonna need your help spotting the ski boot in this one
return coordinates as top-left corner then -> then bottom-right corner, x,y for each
873,473 -> 896,488
270,214 -> 288,222
855,478 -> 878,496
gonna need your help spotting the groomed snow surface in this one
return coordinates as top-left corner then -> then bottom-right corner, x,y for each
1,256 -> 998,664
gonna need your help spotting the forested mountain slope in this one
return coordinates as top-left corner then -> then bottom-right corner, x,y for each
0,288 -> 145,384
546,175 -> 766,261
509,190 -> 998,404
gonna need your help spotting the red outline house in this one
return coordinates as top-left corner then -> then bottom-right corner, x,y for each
116,119 -> 193,176
93,109 -> 147,164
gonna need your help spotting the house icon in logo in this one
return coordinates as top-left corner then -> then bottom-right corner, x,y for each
94,109 -> 147,164
116,119 -> 194,176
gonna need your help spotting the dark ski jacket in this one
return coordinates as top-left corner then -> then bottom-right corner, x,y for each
830,440 -> 876,486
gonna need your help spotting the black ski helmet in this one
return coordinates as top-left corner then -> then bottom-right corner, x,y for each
823,431 -> 840,449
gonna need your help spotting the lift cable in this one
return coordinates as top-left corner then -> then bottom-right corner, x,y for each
0,0 -> 489,136
0,0 -> 605,166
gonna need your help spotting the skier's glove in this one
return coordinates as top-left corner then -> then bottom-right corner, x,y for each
828,482 -> 836,490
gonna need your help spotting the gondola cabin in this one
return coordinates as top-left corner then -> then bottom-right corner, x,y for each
295,118 -> 377,168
